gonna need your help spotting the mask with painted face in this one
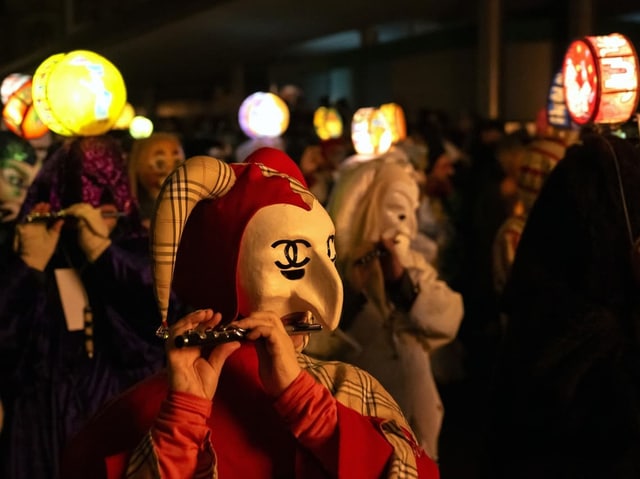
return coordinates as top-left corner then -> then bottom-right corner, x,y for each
128,132 -> 185,202
152,147 -> 344,340
0,131 -> 39,222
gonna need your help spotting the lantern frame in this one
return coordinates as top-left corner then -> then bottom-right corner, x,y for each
562,33 -> 640,126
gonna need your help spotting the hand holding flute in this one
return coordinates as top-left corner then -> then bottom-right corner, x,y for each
166,309 -> 320,399
15,202 -> 121,269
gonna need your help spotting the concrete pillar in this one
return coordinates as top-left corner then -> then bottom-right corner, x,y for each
477,0 -> 502,119
568,0 -> 595,39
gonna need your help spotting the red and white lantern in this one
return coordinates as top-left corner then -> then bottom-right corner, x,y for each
563,33 -> 639,125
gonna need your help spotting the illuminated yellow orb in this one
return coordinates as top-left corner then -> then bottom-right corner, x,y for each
129,115 -> 154,139
313,106 -> 343,140
32,50 -> 127,136
113,102 -> 135,130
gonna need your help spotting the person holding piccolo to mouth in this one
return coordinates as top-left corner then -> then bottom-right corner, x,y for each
0,135 -> 178,479
60,147 -> 440,479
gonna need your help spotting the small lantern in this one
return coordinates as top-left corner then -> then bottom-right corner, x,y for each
32,49 -> 127,136
2,79 -> 49,140
113,102 -> 135,130
1,73 -> 30,105
238,92 -> 289,139
563,33 -> 639,125
313,106 -> 343,140
351,107 -> 393,156
546,69 -> 573,129
379,102 -> 407,143
129,115 -> 154,139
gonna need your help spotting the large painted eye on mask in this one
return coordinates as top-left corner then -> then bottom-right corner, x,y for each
272,234 -> 337,280
272,238 -> 311,280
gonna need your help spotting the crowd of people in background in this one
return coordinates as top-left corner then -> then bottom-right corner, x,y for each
1,87 -> 640,479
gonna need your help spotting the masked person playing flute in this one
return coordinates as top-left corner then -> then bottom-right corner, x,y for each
60,147 -> 440,479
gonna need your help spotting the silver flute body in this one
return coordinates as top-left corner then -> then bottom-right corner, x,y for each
24,210 -> 125,223
175,317 -> 322,349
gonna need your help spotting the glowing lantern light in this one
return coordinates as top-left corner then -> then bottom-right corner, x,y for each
113,102 -> 135,130
563,33 -> 639,125
546,69 -> 574,129
129,115 -> 153,139
32,49 -> 127,136
238,92 -> 289,139
2,79 -> 49,139
313,106 -> 343,140
351,107 -> 393,156
379,102 -> 407,143
1,73 -> 30,105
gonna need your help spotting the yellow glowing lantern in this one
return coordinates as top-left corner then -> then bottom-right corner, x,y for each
113,102 -> 135,130
129,115 -> 154,139
313,106 -> 343,140
563,33 -> 639,125
32,50 -> 127,136
2,79 -> 49,140
351,107 -> 393,156
1,73 -> 30,105
379,102 -> 407,143
238,92 -> 289,139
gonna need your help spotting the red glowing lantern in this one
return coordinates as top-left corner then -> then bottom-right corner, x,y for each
563,33 -> 639,125
2,79 -> 49,139
1,73 -> 30,105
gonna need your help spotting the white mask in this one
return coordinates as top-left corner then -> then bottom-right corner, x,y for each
237,199 -> 343,331
379,180 -> 419,241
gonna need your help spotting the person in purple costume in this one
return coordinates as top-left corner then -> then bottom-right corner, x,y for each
0,135 -> 175,479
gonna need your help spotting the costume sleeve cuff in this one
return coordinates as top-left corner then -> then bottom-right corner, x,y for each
154,391 -> 212,447
273,370 -> 337,447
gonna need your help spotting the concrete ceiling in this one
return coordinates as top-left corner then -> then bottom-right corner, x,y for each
1,0 -> 640,106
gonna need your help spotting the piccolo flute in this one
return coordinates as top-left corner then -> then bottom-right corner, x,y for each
24,210 -> 126,223
174,312 -> 322,349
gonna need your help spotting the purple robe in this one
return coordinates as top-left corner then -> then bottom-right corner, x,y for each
0,238 -> 166,479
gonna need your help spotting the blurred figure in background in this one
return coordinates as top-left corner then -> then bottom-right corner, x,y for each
492,126 -> 579,303
0,130 -> 40,463
489,131 -> 640,478
310,154 -> 463,459
0,135 -> 173,479
127,132 -> 185,229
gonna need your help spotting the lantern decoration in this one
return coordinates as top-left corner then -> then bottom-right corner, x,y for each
1,73 -> 30,106
563,33 -> 639,125
351,107 -> 393,156
238,92 -> 289,139
379,102 -> 407,143
113,102 -> 135,130
32,49 -> 127,136
129,115 -> 154,139
2,78 -> 49,139
546,69 -> 573,130
313,106 -> 343,140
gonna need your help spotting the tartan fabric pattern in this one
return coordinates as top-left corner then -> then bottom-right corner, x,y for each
151,156 -> 236,329
518,138 -> 567,214
126,354 -> 421,479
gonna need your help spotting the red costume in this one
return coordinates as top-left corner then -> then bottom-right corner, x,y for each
60,148 -> 439,478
